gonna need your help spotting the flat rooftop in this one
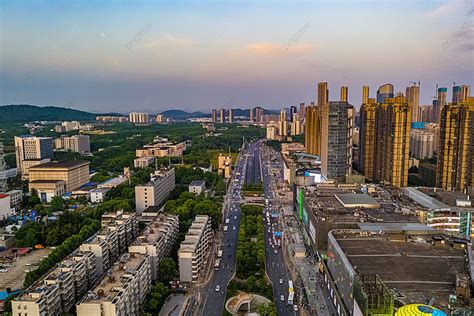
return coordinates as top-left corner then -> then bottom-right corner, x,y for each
332,230 -> 469,311
30,160 -> 89,170
335,193 -> 380,208
130,214 -> 177,246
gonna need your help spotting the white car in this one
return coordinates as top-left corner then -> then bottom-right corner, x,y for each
233,226 -> 236,230
280,295 -> 285,301
215,285 -> 220,292
294,305 -> 299,311
279,279 -> 283,284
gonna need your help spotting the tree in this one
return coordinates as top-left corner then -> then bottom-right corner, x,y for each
158,258 -> 178,284
258,303 -> 277,316
27,189 -> 41,207
143,282 -> 170,313
14,222 -> 44,247
50,196 -> 65,212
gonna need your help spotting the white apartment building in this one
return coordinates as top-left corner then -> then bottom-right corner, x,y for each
90,188 -> 110,203
54,135 -> 91,153
128,213 -> 179,280
410,128 -> 436,159
5,189 -> 23,211
77,253 -> 151,316
135,168 -> 175,214
178,215 -> 212,283
129,112 -> 150,124
12,283 -> 61,316
14,136 -> 53,178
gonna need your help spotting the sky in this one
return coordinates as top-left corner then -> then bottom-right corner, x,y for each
0,0 -> 473,114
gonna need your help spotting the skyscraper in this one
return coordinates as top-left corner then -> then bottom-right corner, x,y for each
362,86 -> 369,105
255,107 -> 263,123
219,109 -> 225,123
289,105 -> 297,122
228,109 -> 234,123
461,85 -> 471,101
358,98 -> 377,181
305,106 -> 321,156
376,84 -> 394,103
249,108 -> 254,122
340,86 -> 348,102
299,102 -> 305,119
318,82 -> 329,106
320,101 -> 348,182
129,112 -> 150,123
374,96 -> 411,187
406,83 -> 420,122
436,97 -> 474,192
453,86 -> 462,103
279,109 -> 288,136
435,87 -> 447,124
212,109 -> 218,123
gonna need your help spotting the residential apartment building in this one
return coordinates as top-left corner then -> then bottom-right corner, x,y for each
217,154 -> 232,179
129,112 -> 150,124
5,189 -> 22,211
128,213 -> 179,280
77,253 -> 152,316
12,250 -> 98,316
135,168 -> 176,213
178,215 -> 212,283
136,140 -> 186,158
437,97 -> 474,193
305,105 -> 322,157
54,135 -> 91,153
219,109 -> 225,123
410,128 -> 436,159
228,109 -> 234,123
96,116 -> 128,122
14,136 -> 53,179
28,160 -> 90,192
211,109 -> 218,123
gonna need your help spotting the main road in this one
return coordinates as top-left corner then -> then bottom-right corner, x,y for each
200,143 -> 248,316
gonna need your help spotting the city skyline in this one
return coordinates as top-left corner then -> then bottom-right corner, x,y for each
1,0 -> 473,113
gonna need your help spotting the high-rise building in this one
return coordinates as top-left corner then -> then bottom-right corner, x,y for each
317,82 -> 329,106
362,86 -> 369,105
219,109 -> 225,123
346,105 -> 354,175
278,120 -> 288,136
305,106 -> 322,156
249,108 -> 254,122
461,85 -> 471,101
419,105 -> 435,123
280,109 -> 287,122
211,109 -> 218,123
266,125 -> 278,140
374,96 -> 411,187
299,102 -> 305,119
228,109 -> 234,123
255,107 -> 263,122
289,106 -> 297,122
15,136 -> 53,178
135,168 -> 176,213
129,112 -> 150,124
358,98 -> 377,181
320,101 -> 349,182
340,86 -> 348,102
155,114 -> 166,123
290,114 -> 301,136
376,84 -> 394,103
434,87 -> 447,124
406,83 -> 420,122
54,135 -> 91,153
410,128 -> 436,159
436,97 -> 474,192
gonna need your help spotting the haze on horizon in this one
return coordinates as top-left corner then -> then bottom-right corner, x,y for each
1,0 -> 473,114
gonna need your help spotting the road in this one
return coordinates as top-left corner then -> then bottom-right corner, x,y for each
200,144 -> 248,316
258,141 -> 298,316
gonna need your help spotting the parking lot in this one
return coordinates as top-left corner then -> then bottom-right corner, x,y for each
0,248 -> 51,291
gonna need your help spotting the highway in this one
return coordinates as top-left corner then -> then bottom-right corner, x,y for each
258,141 -> 299,316
200,144 -> 248,316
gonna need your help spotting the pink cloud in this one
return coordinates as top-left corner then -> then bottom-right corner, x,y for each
246,41 -> 315,57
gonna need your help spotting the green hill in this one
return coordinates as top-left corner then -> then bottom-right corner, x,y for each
0,104 -> 101,123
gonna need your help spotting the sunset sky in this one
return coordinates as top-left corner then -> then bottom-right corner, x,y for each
1,0 -> 473,113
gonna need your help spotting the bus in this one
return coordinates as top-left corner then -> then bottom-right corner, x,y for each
217,250 -> 223,258
214,259 -> 221,271
288,280 -> 294,305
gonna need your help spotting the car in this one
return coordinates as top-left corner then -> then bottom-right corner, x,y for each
280,295 -> 285,301
234,216 -> 237,220
0,269 -> 8,273
274,249 -> 277,254
215,285 -> 220,292
279,279 -> 283,284
233,226 -> 236,230
294,305 -> 299,311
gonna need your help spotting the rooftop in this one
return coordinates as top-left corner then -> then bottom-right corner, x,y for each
335,193 -> 380,208
189,180 -> 206,187
30,160 -> 89,170
331,230 -> 470,311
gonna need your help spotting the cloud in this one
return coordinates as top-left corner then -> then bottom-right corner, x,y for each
144,33 -> 194,50
427,0 -> 470,19
245,41 -> 315,57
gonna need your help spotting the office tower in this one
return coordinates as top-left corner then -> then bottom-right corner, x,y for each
406,83 -> 420,122
15,136 -> 53,178
299,102 -> 305,119
346,105 -> 354,175
255,107 -> 263,122
129,112 -> 150,123
376,84 -> 394,103
358,98 -> 377,181
249,108 -> 254,122
340,86 -> 348,102
318,82 -> 329,106
435,87 -> 447,124
461,85 -> 471,101
320,101 -> 348,182
211,109 -> 218,123
436,97 -> 474,192
362,86 -> 369,105
219,109 -> 225,123
374,96 -> 411,187
228,109 -> 234,123
305,106 -> 321,156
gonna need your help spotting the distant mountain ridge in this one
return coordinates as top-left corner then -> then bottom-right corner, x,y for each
159,109 -> 207,119
0,104 -> 103,123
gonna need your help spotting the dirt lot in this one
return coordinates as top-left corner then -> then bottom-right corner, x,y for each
0,248 -> 51,291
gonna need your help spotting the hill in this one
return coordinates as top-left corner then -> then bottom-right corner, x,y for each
159,109 -> 207,119
0,104 -> 99,123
